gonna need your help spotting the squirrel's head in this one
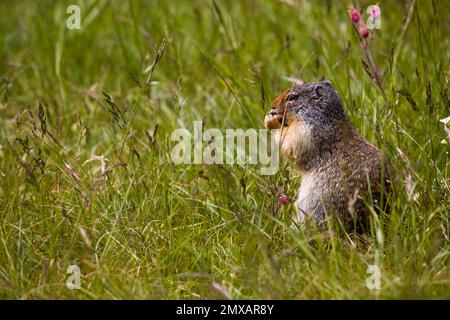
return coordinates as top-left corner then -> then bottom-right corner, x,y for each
264,80 -> 349,168
264,80 -> 346,130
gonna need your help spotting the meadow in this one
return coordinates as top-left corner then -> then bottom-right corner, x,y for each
0,0 -> 448,299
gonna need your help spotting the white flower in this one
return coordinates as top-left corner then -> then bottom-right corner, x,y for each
439,116 -> 450,125
439,116 -> 450,142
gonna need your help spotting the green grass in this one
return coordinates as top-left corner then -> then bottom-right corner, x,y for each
0,0 -> 448,299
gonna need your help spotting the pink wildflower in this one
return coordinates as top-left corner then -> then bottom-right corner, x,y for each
279,194 -> 289,206
359,25 -> 369,38
348,8 -> 361,23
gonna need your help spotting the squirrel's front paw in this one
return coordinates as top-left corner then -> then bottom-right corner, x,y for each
264,113 -> 283,130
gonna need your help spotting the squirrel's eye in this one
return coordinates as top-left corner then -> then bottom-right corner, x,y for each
286,94 -> 299,101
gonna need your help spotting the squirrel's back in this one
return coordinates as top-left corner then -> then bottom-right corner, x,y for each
295,129 -> 390,231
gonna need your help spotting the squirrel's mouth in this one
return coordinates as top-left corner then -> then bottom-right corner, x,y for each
264,110 -> 288,130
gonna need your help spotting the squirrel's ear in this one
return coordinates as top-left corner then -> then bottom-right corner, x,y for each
314,85 -> 326,100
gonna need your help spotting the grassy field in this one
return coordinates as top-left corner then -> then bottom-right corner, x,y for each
0,0 -> 448,299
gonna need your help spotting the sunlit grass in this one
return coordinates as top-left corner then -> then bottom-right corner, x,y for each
0,0 -> 448,299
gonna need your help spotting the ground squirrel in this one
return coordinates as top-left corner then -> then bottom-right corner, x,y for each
265,80 -> 390,232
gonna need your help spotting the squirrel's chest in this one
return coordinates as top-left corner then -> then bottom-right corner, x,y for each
295,174 -> 322,219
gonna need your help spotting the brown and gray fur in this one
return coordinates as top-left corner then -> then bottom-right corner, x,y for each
264,80 -> 391,232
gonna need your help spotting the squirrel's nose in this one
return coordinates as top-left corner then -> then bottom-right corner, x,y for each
269,110 -> 277,116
